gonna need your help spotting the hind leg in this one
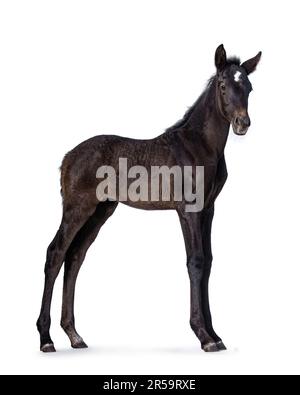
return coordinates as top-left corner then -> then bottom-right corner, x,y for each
61,201 -> 118,349
37,199 -> 97,352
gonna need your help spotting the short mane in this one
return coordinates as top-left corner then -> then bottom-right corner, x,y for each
226,56 -> 241,66
166,75 -> 216,132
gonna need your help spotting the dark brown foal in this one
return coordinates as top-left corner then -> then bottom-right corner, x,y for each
37,45 -> 261,352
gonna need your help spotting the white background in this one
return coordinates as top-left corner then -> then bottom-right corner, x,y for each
0,0 -> 300,375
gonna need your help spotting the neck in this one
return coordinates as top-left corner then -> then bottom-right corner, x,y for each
186,76 -> 230,158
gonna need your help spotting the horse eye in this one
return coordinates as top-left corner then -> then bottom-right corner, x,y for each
221,84 -> 226,90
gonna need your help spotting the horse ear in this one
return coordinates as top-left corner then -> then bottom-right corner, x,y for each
241,52 -> 262,75
215,44 -> 227,70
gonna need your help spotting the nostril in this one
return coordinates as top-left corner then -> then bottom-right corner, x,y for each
244,117 -> 251,127
235,117 -> 240,125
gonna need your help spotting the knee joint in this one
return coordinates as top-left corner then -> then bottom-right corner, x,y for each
204,252 -> 213,267
187,255 -> 205,271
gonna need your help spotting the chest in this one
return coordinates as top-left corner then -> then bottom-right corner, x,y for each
204,156 -> 228,207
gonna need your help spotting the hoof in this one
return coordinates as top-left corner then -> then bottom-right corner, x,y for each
41,343 -> 56,353
71,340 -> 88,349
216,341 -> 227,351
202,342 -> 219,352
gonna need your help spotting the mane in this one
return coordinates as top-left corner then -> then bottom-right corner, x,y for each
226,56 -> 241,67
165,57 -> 240,132
166,75 -> 216,132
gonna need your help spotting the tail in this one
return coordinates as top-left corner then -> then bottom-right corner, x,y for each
60,153 -> 71,200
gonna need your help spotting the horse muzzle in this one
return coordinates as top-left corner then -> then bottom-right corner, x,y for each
232,114 -> 251,136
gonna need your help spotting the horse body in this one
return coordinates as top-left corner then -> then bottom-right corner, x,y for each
61,107 -> 229,211
37,45 -> 261,352
61,134 -> 175,210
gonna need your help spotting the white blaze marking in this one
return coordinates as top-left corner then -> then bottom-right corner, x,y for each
234,71 -> 242,82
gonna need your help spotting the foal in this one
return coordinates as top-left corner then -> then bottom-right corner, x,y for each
37,45 -> 261,352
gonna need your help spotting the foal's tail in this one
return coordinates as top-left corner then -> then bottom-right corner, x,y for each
60,152 -> 72,200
